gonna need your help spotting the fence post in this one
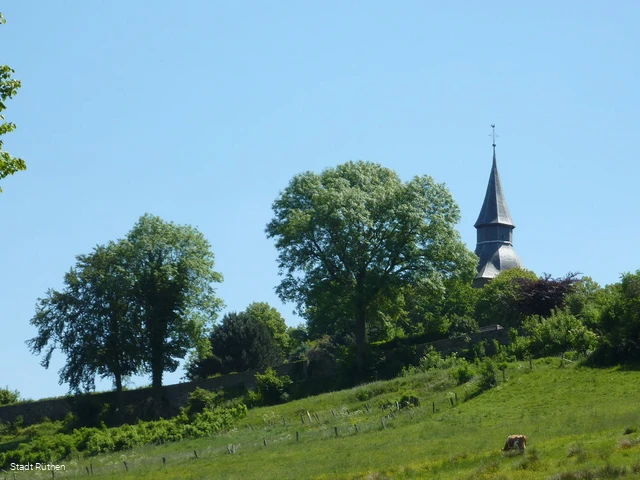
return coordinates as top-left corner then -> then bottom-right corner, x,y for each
163,456 -> 166,467
194,450 -> 198,459
296,431 -> 299,443
263,438 -> 267,447
432,402 -> 435,413
123,461 -> 128,472
301,414 -> 305,424
355,424 -> 359,434
334,426 -> 338,437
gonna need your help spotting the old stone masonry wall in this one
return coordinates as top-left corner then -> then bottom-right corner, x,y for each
0,327 -> 510,426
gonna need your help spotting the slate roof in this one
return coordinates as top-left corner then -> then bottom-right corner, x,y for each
474,243 -> 523,281
473,144 -> 523,286
474,148 -> 515,228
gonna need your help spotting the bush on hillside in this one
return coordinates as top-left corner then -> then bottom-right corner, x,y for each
0,387 -> 20,405
0,402 -> 247,470
186,387 -> 224,415
477,359 -> 498,391
252,368 -> 293,406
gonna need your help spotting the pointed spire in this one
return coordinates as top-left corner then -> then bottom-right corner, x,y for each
473,125 -> 523,287
474,134 -> 514,227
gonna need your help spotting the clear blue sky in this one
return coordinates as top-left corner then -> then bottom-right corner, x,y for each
1,1 -> 638,401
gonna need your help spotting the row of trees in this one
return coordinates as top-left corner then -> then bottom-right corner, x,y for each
26,159 -> 640,398
5,11 -> 639,400
28,214 -> 223,402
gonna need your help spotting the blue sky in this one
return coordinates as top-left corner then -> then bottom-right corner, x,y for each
1,1 -> 638,401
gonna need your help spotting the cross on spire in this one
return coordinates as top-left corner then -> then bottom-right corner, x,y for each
490,124 -> 498,148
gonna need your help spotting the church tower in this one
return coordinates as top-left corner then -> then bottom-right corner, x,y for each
473,127 -> 523,287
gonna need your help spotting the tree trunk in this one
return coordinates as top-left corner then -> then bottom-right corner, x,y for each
354,302 -> 367,381
151,350 -> 164,392
114,371 -> 124,413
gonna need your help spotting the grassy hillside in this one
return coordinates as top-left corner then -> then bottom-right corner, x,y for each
7,359 -> 640,479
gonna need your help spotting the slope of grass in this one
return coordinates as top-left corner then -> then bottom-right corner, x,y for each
11,359 -> 640,479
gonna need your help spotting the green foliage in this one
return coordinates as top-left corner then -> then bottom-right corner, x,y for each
0,13 -> 26,193
452,358 -> 474,385
419,346 -> 445,370
305,335 -> 337,377
401,279 -> 479,338
0,402 -> 247,469
188,310 -> 284,379
6,360 -> 640,479
475,268 -> 538,327
253,368 -> 293,406
287,324 -> 309,361
186,387 -> 223,415
28,241 -> 142,394
266,160 -> 477,373
565,276 -> 605,328
28,214 -> 224,393
521,309 -> 598,358
0,386 -> 19,405
124,214 -> 224,389
244,302 -> 291,356
477,358 -> 498,391
591,270 -> 640,365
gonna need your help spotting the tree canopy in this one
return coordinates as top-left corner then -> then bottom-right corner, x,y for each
0,13 -> 26,192
28,214 -> 224,394
592,270 -> 640,364
122,214 -> 224,390
28,241 -> 141,396
187,310 -> 284,379
266,160 -> 477,373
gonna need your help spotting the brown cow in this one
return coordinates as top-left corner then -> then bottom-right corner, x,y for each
502,435 -> 527,452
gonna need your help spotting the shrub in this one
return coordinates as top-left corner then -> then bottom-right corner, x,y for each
254,368 -> 292,406
186,387 -> 223,415
0,387 -> 20,405
478,359 -> 498,391
452,360 -> 474,385
418,346 -> 444,370
523,309 -> 598,357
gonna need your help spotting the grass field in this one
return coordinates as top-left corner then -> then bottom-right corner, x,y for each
8,358 -> 640,479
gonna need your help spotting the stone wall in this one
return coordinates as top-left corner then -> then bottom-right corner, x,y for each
0,362 -> 302,426
0,327 -> 510,426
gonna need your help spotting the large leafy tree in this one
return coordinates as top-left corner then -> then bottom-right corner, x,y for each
28,214 -> 224,394
124,214 -> 224,390
0,13 -> 26,192
28,242 -> 142,398
187,311 -> 284,379
266,161 -> 477,374
244,302 -> 291,356
475,268 -> 538,328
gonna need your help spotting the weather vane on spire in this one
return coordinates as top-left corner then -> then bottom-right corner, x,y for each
490,124 -> 498,148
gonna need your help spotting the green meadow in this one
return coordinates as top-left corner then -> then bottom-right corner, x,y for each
10,358 -> 640,480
